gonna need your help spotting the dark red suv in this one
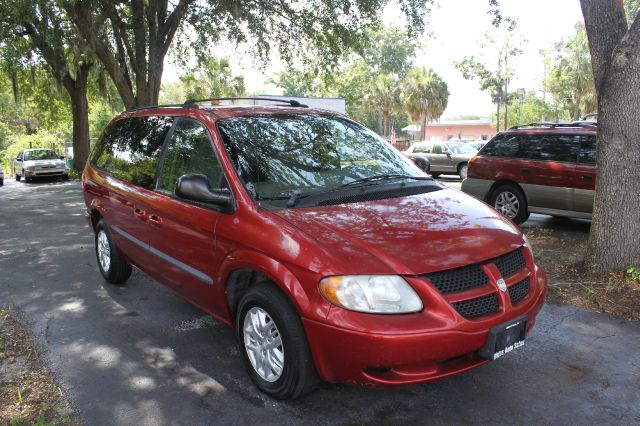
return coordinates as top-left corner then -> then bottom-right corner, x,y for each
82,98 -> 547,399
462,123 -> 597,224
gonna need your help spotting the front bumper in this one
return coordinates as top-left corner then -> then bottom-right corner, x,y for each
25,168 -> 68,177
303,267 -> 547,386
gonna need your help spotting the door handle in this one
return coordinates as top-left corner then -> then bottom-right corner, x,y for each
134,208 -> 147,221
148,214 -> 163,227
520,168 -> 529,173
581,174 -> 593,180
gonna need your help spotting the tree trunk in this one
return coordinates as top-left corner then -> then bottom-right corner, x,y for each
62,64 -> 91,172
496,101 -> 500,132
420,112 -> 427,141
581,1 -> 640,272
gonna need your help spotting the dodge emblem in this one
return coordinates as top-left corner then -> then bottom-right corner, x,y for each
497,278 -> 507,292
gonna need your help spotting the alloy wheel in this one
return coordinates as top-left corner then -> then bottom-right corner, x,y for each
243,306 -> 285,382
494,191 -> 520,218
97,230 -> 111,273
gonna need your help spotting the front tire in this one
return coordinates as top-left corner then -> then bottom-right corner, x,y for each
95,219 -> 132,284
237,283 -> 318,400
458,163 -> 468,180
16,172 -> 21,181
490,184 -> 530,225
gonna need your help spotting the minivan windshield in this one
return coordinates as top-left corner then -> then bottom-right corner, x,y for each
217,114 -> 423,199
447,143 -> 477,154
24,150 -> 59,161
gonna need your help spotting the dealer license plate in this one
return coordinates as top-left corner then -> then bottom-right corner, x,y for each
478,315 -> 527,361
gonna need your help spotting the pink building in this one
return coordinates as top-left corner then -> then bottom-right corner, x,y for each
403,118 -> 497,142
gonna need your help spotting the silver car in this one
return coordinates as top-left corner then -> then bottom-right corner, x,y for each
14,149 -> 69,182
403,141 -> 477,179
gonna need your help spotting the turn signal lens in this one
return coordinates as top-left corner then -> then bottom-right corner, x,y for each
319,275 -> 423,314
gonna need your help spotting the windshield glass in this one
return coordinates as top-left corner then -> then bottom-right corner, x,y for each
24,150 -> 58,161
447,143 -> 477,154
217,114 -> 421,199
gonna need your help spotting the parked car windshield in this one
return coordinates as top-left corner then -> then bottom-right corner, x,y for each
446,143 -> 477,154
217,114 -> 421,199
24,150 -> 59,161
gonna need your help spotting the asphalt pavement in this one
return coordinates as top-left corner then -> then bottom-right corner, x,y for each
1,178 -> 638,425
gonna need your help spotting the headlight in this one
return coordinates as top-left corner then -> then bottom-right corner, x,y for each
522,234 -> 534,258
319,275 -> 423,314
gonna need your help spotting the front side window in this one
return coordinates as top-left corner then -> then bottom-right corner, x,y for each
530,135 -> 580,163
158,119 -> 224,194
432,144 -> 443,154
217,114 -> 420,199
480,134 -> 537,159
90,116 -> 173,189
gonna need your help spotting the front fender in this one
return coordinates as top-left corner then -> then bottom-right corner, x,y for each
217,249 -> 331,325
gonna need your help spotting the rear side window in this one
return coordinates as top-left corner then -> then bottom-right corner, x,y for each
579,135 -> 596,165
432,144 -> 443,154
530,135 -> 580,163
414,144 -> 429,153
480,133 -> 536,158
91,116 -> 173,189
157,119 -> 225,194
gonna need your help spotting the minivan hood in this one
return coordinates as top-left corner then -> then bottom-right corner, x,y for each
24,159 -> 65,167
273,188 -> 525,275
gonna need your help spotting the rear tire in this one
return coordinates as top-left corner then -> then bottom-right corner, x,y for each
430,172 -> 440,178
237,283 -> 318,400
489,184 -> 530,225
16,173 -> 21,182
95,219 -> 132,284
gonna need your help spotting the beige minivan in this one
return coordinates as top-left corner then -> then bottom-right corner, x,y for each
403,141 -> 477,179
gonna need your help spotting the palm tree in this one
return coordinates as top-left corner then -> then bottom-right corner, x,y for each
402,67 -> 449,141
181,57 -> 245,100
365,73 -> 401,137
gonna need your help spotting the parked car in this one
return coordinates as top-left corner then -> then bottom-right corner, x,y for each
462,122 -> 596,224
82,98 -> 547,400
14,148 -> 69,182
403,141 -> 477,179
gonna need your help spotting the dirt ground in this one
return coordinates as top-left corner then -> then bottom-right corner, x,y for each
525,226 -> 640,321
0,309 -> 79,426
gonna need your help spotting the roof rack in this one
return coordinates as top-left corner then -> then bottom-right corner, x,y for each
509,122 -> 597,130
182,97 -> 308,108
125,103 -> 186,112
125,97 -> 309,113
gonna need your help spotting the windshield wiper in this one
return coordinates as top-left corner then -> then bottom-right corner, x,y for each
339,174 -> 431,188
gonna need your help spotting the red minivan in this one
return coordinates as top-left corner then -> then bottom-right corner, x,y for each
82,99 -> 547,399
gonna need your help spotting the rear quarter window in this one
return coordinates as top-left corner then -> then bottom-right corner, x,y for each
91,116 -> 173,189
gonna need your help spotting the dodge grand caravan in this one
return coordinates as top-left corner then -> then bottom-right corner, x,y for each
82,98 -> 547,400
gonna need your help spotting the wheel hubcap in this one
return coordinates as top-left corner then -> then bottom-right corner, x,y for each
243,307 -> 284,382
97,230 -> 111,272
460,165 -> 467,179
495,191 -> 519,218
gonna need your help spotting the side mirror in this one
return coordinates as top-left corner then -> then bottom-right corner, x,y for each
16,157 -> 22,162
176,173 -> 234,212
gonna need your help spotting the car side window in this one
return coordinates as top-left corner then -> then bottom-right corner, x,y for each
530,135 -> 580,163
432,144 -> 443,154
579,135 -> 596,165
90,116 -> 173,189
157,119 -> 224,194
414,144 -> 429,153
483,134 -> 535,158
